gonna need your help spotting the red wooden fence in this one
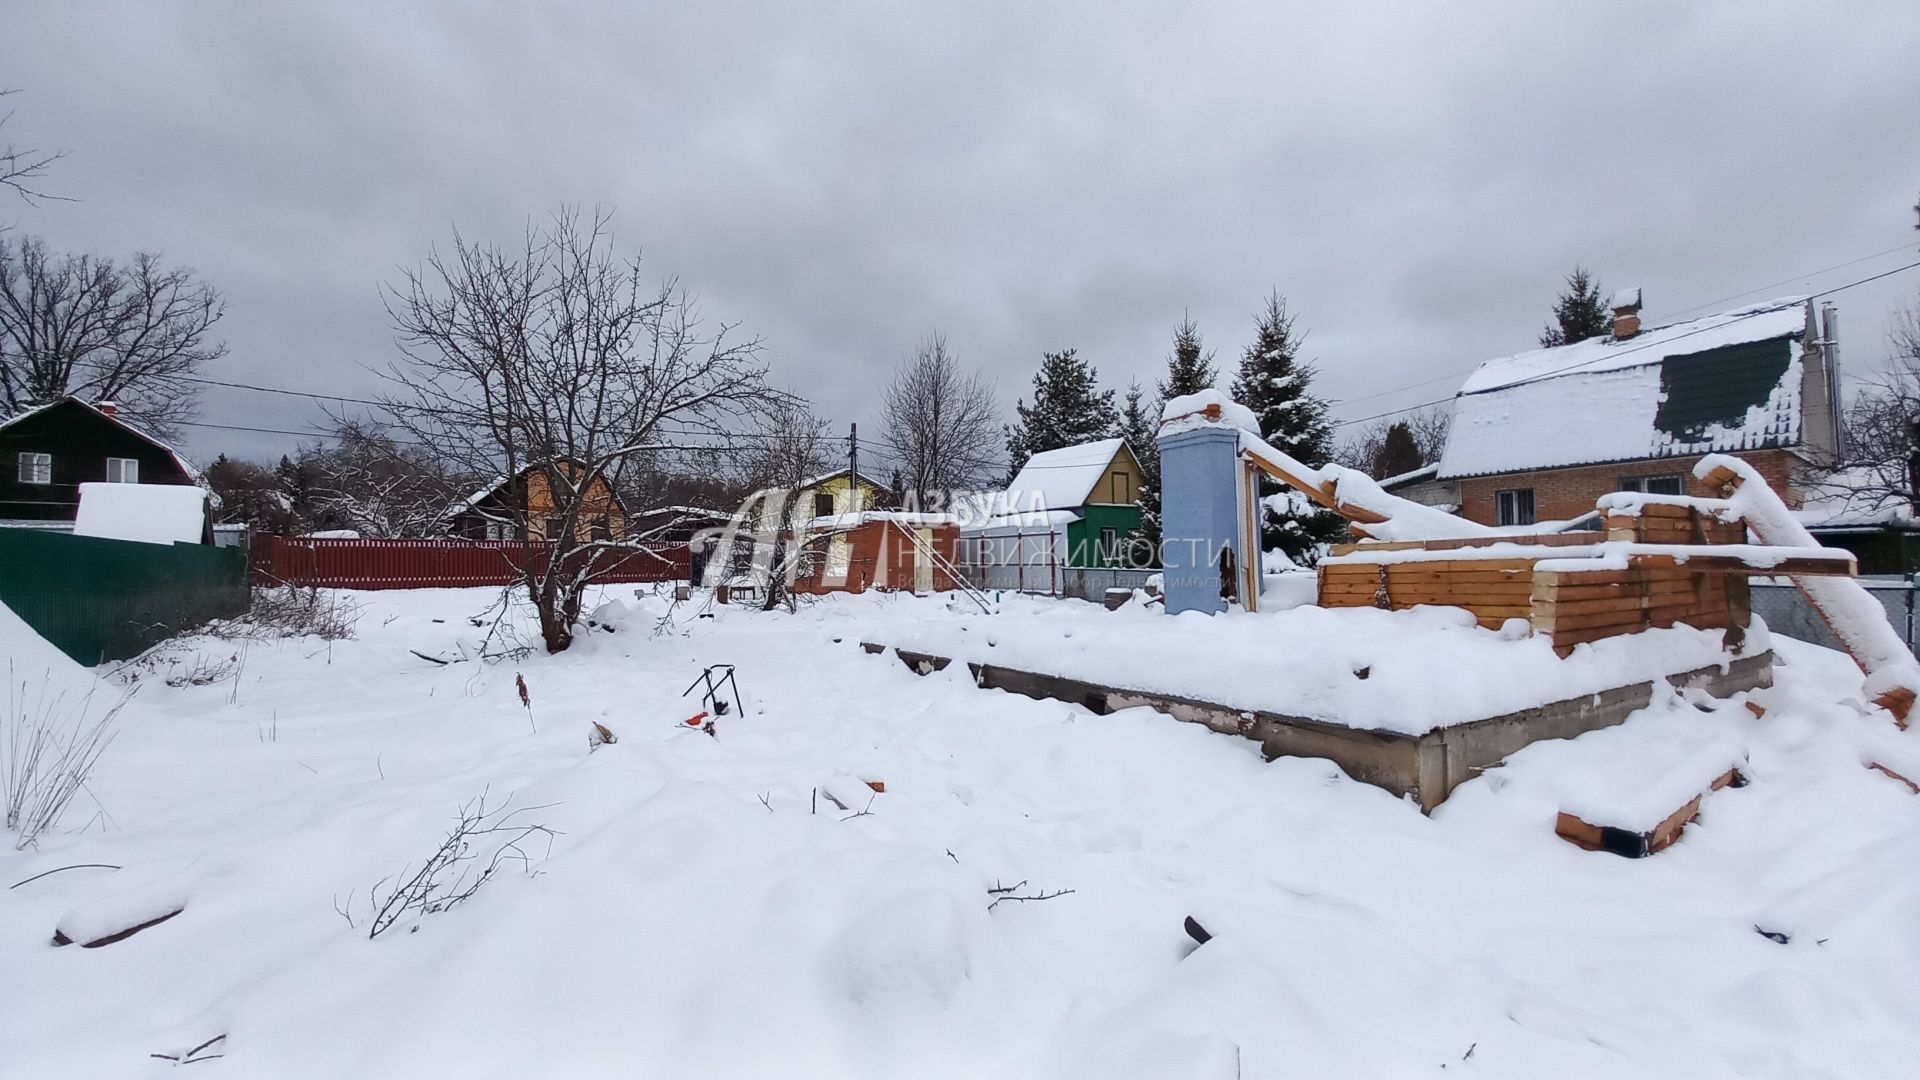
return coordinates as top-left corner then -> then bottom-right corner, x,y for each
251,537 -> 690,590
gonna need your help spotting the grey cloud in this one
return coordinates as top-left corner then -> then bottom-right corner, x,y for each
3,1 -> 1916,472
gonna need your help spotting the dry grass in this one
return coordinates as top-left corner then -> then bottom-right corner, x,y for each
2,666 -> 128,850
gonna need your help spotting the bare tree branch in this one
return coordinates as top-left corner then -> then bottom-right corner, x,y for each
0,236 -> 224,437
0,90 -> 68,207
882,332 -> 1001,507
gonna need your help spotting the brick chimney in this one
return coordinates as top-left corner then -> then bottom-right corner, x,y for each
1610,287 -> 1643,341
96,400 -> 117,418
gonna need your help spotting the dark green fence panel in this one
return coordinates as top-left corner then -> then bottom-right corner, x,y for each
0,529 -> 250,666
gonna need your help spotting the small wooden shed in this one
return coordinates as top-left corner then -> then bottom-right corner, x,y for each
791,512 -> 961,595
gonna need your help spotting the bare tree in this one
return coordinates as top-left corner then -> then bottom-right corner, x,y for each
1816,301 -> 1920,509
0,236 -> 225,437
0,89 -> 65,206
1335,406 -> 1452,478
881,333 -> 1000,508
298,421 -> 461,537
380,208 -> 778,652
738,400 -> 833,611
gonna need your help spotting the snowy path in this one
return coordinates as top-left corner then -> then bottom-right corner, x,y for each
4,587 -> 1919,1078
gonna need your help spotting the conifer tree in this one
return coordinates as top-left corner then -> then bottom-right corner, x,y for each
1538,266 -> 1611,348
1004,348 -> 1118,481
1372,421 -> 1423,480
1157,313 -> 1217,400
1124,315 -> 1221,553
1117,380 -> 1161,561
1230,290 -> 1344,564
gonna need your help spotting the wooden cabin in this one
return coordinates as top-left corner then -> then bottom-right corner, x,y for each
0,397 -> 209,539
445,459 -> 626,542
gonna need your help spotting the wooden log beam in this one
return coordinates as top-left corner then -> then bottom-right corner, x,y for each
1622,552 -> 1855,576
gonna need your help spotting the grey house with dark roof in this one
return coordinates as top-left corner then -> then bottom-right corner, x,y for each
1431,294 -> 1840,527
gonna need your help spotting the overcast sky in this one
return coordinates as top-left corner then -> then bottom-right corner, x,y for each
4,2 -> 1918,472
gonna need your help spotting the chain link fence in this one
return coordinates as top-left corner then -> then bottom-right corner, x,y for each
1751,578 -> 1920,656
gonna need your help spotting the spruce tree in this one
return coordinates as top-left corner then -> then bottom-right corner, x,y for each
1004,348 -> 1118,481
1538,266 -> 1611,348
1230,290 -> 1344,565
1372,421 -> 1423,480
1157,313 -> 1217,400
1117,381 -> 1161,562
1124,315 -> 1221,554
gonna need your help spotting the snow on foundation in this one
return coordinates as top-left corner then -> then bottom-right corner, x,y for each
871,592 -> 1762,735
72,482 -> 206,545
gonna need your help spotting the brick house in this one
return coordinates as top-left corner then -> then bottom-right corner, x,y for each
1433,294 -> 1841,527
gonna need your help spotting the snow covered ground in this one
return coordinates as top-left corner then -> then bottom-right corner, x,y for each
5,586 -> 1920,1078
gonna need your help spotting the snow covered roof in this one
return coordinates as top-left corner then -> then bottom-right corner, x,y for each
1001,438 -> 1131,514
1378,463 -> 1440,490
1437,299 -> 1812,479
804,511 -> 960,531
798,466 -> 892,492
73,482 -> 207,545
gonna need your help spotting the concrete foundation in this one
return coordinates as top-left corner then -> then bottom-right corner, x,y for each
862,642 -> 1773,810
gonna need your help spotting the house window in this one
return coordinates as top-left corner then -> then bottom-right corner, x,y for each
814,492 -> 834,518
1618,475 -> 1684,496
17,451 -> 50,485
105,457 -> 139,483
590,516 -> 612,541
1111,472 -> 1129,503
1099,527 -> 1119,564
544,516 -> 566,540
1495,488 -> 1535,527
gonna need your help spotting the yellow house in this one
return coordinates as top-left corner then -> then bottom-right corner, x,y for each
794,468 -> 891,521
792,467 -> 892,582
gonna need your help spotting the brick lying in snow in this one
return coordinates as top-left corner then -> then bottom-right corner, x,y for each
52,884 -> 190,948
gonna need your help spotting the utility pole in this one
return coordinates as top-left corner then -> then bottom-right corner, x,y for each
848,422 -> 859,514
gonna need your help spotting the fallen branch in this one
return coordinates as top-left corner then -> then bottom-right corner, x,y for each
10,862 -> 121,890
986,878 -> 1075,911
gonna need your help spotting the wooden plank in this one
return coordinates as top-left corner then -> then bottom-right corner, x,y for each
1382,581 -> 1536,595
1532,580 -> 1698,602
1532,595 -> 1654,617
1384,568 -> 1535,583
1543,602 -> 1727,633
1533,568 -> 1649,587
1624,552 -> 1855,576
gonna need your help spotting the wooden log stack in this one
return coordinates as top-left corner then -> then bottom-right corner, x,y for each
1316,493 -> 1851,654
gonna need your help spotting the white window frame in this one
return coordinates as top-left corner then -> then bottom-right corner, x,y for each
1495,488 -> 1535,527
18,451 -> 51,485
105,457 -> 140,483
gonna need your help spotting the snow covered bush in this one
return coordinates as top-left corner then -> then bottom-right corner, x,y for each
2,670 -> 127,850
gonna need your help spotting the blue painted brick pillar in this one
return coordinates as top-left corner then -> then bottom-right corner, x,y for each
1158,423 -> 1252,615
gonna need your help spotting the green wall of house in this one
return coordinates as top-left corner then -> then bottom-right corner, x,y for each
1065,503 -> 1144,568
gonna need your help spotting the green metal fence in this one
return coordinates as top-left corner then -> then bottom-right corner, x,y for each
0,529 -> 250,666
